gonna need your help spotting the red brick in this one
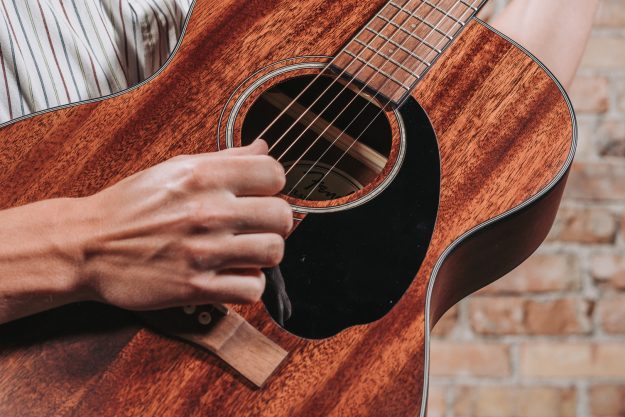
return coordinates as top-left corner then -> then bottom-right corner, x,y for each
581,36 -> 625,69
453,386 -> 576,417
427,385 -> 446,417
596,119 -> 625,157
469,297 -> 591,335
589,385 -> 625,417
469,297 -> 525,334
520,342 -> 625,378
565,162 -> 625,202
591,253 -> 625,290
432,305 -> 459,337
547,204 -> 617,243
575,116 -> 599,158
430,342 -> 510,378
479,253 -> 580,294
524,298 -> 592,335
569,75 -> 609,113
597,296 -> 625,334
575,118 -> 625,159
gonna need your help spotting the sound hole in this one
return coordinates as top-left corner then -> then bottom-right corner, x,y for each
241,74 -> 393,202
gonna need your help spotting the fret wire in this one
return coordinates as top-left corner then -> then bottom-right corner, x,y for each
459,0 -> 478,11
388,1 -> 454,40
364,27 -> 432,66
421,0 -> 465,25
375,14 -> 442,53
352,38 -> 422,79
344,50 -> 413,90
297,0 -> 485,200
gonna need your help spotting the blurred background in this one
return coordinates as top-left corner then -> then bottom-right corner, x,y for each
427,1 -> 625,416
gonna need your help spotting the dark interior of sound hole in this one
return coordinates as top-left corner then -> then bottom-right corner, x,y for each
241,74 -> 392,201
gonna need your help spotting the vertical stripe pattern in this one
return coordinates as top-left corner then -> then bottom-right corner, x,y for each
0,0 -> 192,124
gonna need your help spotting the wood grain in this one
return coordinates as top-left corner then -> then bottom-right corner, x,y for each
139,306 -> 288,388
0,0 -> 574,416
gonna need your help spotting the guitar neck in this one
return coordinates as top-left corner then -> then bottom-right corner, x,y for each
332,0 -> 488,106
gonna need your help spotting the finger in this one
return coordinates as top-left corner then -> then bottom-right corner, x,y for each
214,139 -> 269,156
232,197 -> 293,236
217,155 -> 286,196
165,140 -> 269,167
187,233 -> 285,270
190,269 -> 266,304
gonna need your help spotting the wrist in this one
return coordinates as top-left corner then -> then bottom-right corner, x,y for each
46,196 -> 104,304
0,197 -> 100,323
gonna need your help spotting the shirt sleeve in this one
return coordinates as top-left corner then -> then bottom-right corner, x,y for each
0,0 -> 193,124
107,0 -> 193,86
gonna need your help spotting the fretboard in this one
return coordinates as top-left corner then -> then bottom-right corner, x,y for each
333,0 -> 487,106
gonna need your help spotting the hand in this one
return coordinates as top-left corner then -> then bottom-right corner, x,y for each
77,139 -> 293,310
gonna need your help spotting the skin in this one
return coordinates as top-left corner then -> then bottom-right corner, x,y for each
0,139 -> 292,324
491,0 -> 600,89
0,0 -> 599,325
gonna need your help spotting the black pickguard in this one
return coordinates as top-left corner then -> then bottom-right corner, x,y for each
267,98 -> 440,339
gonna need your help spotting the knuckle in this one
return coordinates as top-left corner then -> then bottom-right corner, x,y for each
272,160 -> 287,191
264,235 -> 285,265
182,162 -> 204,189
254,274 -> 267,301
270,198 -> 293,234
184,159 -> 219,190
244,274 -> 266,303
186,199 -> 208,224
278,200 -> 294,233
186,195 -> 235,229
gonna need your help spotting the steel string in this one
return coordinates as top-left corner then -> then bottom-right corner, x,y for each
299,0 -> 479,200
287,0 -> 479,199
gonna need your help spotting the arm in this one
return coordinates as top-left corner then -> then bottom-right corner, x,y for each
491,0 -> 600,89
0,140 -> 291,324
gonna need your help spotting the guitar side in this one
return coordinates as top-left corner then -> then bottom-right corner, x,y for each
0,1 -> 574,416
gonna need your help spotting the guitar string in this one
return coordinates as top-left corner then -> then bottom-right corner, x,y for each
298,0 -> 474,199
266,0 -> 432,156
280,0 -> 454,179
265,0 -> 458,158
254,0 -> 416,151
297,0 -> 480,200
274,0 -> 443,166
283,0 -> 473,198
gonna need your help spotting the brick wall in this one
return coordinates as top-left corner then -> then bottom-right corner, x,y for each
427,1 -> 625,416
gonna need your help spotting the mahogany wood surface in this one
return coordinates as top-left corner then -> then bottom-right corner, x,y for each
0,0 -> 574,416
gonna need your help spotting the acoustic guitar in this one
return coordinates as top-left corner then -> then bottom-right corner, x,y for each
0,0 -> 575,416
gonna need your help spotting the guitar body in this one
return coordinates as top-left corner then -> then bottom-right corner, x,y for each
0,1 -> 574,416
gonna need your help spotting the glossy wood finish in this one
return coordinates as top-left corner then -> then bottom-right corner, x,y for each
0,0 -> 574,416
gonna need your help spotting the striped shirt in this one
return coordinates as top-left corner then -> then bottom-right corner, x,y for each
0,0 -> 192,124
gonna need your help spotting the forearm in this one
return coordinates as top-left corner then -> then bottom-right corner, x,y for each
491,0 -> 599,89
0,198 -> 89,324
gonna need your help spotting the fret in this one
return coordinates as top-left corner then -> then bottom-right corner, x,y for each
364,28 -> 432,66
354,27 -> 432,78
332,50 -> 413,104
332,0 -> 484,106
376,6 -> 449,59
388,1 -> 454,39
421,0 -> 464,26
419,0 -> 475,23
344,51 -> 414,89
352,39 -> 421,80
459,0 -> 478,11
375,15 -> 442,53
366,15 -> 442,66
